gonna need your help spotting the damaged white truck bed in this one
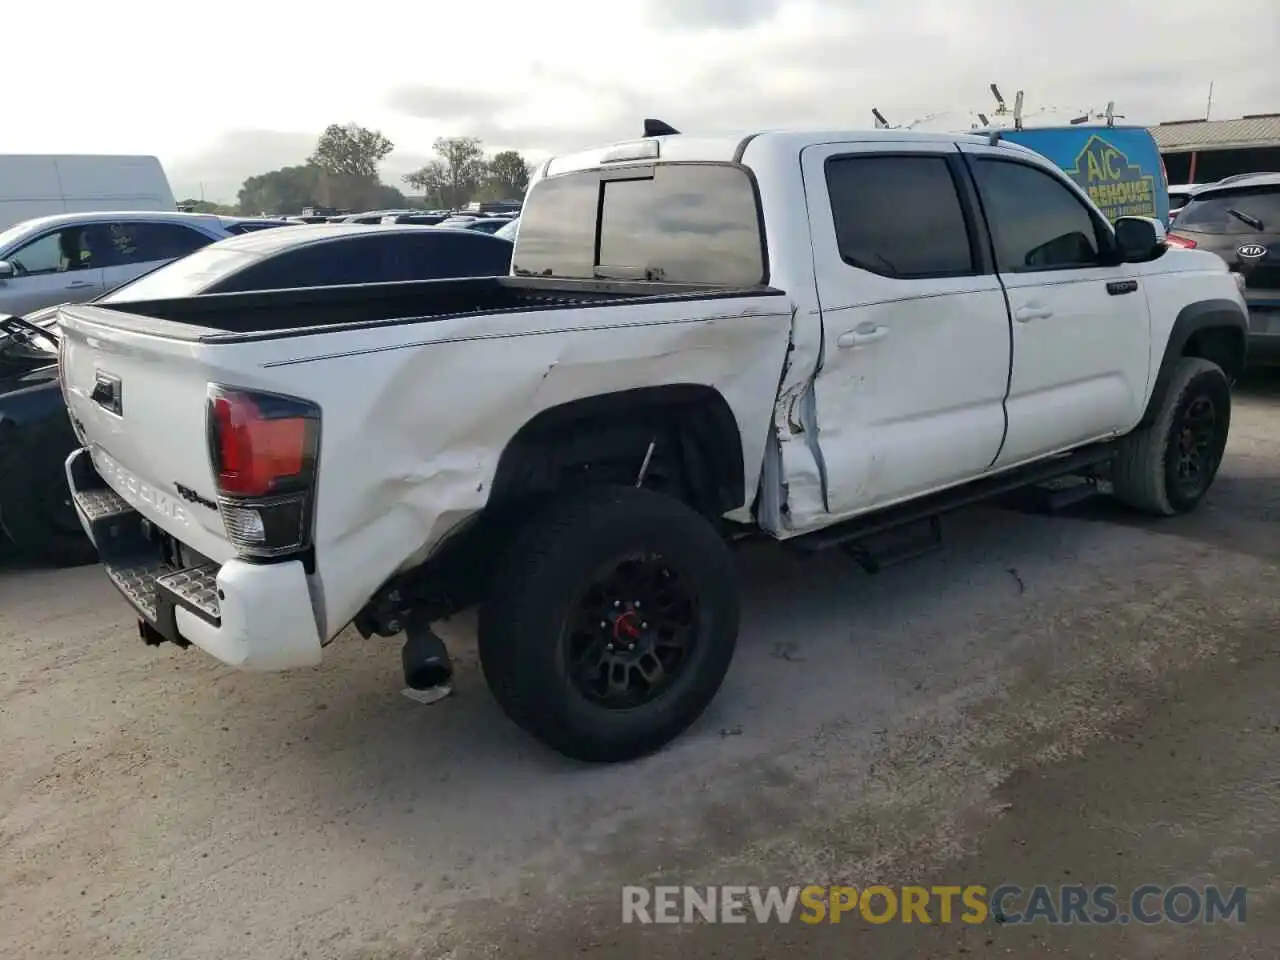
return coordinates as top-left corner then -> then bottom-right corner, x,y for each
56,125 -> 1248,762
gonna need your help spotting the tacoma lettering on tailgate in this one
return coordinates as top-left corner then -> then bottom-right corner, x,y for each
94,450 -> 190,526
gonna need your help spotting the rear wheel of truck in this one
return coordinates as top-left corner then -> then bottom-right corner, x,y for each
1111,356 -> 1232,516
478,486 -> 740,763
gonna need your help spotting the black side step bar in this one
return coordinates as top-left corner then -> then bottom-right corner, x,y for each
791,442 -> 1116,553
845,516 -> 943,573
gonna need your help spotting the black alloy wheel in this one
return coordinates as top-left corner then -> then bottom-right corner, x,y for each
564,553 -> 698,709
1170,392 -> 1220,501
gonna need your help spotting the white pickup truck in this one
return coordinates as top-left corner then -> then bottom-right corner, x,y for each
56,126 -> 1248,762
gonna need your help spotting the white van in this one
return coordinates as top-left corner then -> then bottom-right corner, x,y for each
0,155 -> 176,232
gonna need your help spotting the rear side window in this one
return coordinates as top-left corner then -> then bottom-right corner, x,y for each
80,221 -> 209,269
824,155 -> 974,278
514,163 -> 766,286
127,222 -> 214,261
211,233 -> 512,292
381,232 -> 512,280
215,238 -> 385,291
1174,187 -> 1280,234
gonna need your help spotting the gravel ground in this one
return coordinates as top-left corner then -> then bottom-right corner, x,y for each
2,375 -> 1277,960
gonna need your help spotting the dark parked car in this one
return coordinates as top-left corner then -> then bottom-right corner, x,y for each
1167,172 -> 1280,365
0,224 -> 514,565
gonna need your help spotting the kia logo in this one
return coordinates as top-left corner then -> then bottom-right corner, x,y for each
1236,243 -> 1267,259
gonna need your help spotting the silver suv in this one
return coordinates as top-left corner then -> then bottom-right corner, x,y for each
0,211 -> 242,316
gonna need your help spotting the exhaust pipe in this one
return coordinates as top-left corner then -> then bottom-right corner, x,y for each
401,611 -> 453,695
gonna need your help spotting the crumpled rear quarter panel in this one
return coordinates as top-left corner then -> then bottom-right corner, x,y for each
251,296 -> 794,640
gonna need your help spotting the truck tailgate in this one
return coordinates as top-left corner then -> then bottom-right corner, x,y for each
58,304 -> 235,562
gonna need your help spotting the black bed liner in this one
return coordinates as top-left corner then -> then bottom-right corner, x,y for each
69,275 -> 784,344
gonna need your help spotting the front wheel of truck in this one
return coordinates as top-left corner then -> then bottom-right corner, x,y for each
1111,356 -> 1232,517
478,486 -> 740,763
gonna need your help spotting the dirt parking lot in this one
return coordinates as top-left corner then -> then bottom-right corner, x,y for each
2,376 -> 1278,960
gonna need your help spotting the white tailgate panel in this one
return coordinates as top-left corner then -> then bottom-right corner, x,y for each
59,308 -> 235,562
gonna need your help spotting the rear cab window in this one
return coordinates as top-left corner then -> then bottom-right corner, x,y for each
513,162 -> 766,286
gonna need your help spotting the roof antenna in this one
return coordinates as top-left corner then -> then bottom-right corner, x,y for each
643,118 -> 680,137
977,112 -> 990,126
990,83 -> 1008,116
871,108 -> 890,129
986,83 -> 1007,144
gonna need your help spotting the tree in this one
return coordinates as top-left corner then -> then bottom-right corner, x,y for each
404,136 -> 486,209
402,161 -> 451,208
371,183 -> 411,210
308,122 -> 394,180
236,165 -> 321,215
485,150 -> 531,199
312,171 -> 408,213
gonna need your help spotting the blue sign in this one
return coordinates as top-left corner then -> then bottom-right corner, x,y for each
998,126 -> 1169,224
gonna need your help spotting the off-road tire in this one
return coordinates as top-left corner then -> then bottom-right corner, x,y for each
478,486 -> 739,763
1111,357 -> 1231,516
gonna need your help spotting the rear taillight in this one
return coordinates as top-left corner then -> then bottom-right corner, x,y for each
1166,234 -> 1197,249
207,385 -> 320,559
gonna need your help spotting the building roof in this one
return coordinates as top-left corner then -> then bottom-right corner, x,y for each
1151,114 -> 1280,153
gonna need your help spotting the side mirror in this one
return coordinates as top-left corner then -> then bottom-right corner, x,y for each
0,260 -> 14,279
1114,217 -> 1167,263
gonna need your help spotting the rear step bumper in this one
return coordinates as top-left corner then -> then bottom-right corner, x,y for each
65,447 -> 323,671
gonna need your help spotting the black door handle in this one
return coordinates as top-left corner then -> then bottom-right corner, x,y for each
1106,280 -> 1139,296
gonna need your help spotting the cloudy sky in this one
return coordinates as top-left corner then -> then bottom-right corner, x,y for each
12,0 -> 1279,203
